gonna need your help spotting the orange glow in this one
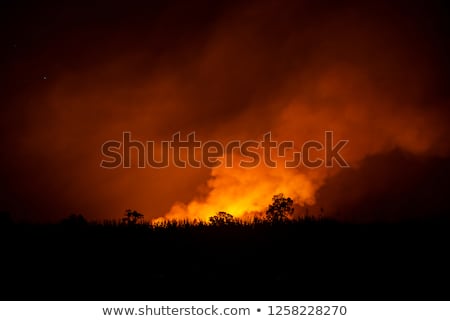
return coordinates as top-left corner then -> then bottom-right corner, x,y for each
161,162 -> 318,222
2,1 -> 449,223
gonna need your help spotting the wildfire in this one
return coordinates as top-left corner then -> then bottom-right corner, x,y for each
157,156 -> 318,222
3,0 -> 448,223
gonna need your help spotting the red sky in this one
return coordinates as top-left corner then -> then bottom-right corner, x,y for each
1,0 -> 450,222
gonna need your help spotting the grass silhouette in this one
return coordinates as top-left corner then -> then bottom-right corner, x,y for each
1,212 -> 449,300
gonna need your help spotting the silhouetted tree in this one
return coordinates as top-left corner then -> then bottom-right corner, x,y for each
122,209 -> 144,225
209,211 -> 235,226
266,193 -> 294,223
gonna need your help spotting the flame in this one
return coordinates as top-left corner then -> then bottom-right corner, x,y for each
157,131 -> 331,222
161,162 -> 318,221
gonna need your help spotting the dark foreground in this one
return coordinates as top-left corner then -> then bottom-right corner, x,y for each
1,219 -> 449,300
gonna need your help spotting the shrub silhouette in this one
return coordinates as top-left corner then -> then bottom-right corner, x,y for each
61,213 -> 88,227
122,209 -> 144,225
209,211 -> 235,226
266,193 -> 294,223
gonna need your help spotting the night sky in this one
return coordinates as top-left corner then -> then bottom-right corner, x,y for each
1,0 -> 450,223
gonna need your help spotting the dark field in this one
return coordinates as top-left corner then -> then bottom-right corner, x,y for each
1,218 -> 449,300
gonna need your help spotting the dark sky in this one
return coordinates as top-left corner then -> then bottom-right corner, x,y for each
1,0 -> 450,223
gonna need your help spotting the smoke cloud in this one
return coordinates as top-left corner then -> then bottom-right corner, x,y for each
1,0 -> 449,222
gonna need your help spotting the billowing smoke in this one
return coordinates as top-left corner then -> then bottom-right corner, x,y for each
1,0 -> 449,222
159,1 -> 450,221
